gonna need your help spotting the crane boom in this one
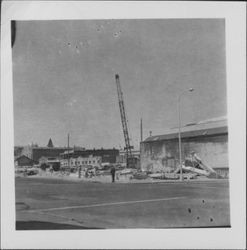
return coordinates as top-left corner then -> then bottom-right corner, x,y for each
115,74 -> 133,166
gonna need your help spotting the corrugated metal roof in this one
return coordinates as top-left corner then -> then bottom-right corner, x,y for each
144,119 -> 228,142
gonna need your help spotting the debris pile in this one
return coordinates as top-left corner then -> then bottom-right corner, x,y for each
173,152 -> 222,179
15,152 -> 224,182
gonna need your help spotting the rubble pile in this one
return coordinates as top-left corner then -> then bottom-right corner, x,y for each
15,153 -> 224,182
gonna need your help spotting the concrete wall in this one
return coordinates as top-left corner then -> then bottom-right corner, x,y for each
140,134 -> 228,172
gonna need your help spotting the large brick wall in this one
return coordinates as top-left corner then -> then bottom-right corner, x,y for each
32,148 -> 67,162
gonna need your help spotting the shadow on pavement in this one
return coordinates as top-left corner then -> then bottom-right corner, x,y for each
16,221 -> 104,230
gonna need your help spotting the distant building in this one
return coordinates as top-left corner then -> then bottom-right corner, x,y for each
116,149 -> 141,168
18,139 -> 119,166
140,119 -> 228,177
60,155 -> 102,168
39,156 -> 60,169
61,148 -> 119,164
116,149 -> 140,163
31,147 -> 69,162
15,155 -> 36,168
21,139 -> 70,162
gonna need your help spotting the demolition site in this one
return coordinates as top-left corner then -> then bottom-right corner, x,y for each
14,74 -> 230,229
15,75 -> 228,182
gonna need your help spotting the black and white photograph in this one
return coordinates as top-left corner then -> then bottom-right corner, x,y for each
12,18 -> 230,230
1,1 -> 246,249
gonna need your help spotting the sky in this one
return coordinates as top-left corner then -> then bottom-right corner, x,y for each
12,19 -> 227,149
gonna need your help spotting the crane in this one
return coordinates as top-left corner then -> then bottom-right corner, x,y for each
115,74 -> 135,168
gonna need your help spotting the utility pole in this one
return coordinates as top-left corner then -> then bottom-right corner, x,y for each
178,88 -> 194,181
140,118 -> 143,142
67,133 -> 70,170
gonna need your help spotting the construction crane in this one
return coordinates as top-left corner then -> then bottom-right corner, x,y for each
115,74 -> 135,168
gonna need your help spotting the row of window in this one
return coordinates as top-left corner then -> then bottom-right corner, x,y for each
63,160 -> 100,165
75,160 -> 100,164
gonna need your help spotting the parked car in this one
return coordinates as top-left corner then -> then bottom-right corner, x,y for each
26,168 -> 38,176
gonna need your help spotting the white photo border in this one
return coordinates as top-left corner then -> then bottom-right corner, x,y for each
1,1 -> 246,249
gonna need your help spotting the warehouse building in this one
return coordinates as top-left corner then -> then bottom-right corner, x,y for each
140,118 -> 228,177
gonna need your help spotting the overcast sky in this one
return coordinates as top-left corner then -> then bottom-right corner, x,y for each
12,19 -> 226,149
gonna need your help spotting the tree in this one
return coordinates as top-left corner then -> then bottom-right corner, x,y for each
52,162 -> 60,171
40,163 -> 48,171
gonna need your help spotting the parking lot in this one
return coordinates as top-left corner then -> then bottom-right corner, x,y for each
16,177 -> 230,229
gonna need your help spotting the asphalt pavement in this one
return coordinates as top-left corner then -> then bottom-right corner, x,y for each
15,177 -> 230,229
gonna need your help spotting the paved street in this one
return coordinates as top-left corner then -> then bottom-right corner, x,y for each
16,177 -> 230,229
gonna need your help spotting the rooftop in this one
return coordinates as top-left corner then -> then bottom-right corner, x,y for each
144,118 -> 228,143
32,147 -> 69,150
60,148 -> 119,155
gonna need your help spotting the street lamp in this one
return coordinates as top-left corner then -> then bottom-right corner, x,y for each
178,88 -> 194,181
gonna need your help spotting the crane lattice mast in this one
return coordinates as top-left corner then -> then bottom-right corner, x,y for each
115,74 -> 133,165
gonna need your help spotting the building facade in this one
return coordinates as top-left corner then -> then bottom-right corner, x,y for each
39,156 -> 60,169
140,119 -> 228,176
20,140 -> 70,162
61,148 -> 119,164
17,140 -> 119,167
60,155 -> 102,168
116,149 -> 140,163
31,147 -> 68,162
15,155 -> 36,168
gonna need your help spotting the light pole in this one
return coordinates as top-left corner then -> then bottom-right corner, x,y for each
178,88 -> 194,181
